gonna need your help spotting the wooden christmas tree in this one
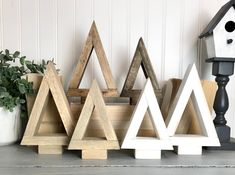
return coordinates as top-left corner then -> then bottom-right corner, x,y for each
165,64 -> 220,155
121,38 -> 161,104
67,21 -> 118,98
68,80 -> 120,159
21,62 -> 75,154
122,78 -> 172,159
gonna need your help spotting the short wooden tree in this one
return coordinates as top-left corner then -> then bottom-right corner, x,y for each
68,80 -> 120,159
21,62 -> 75,154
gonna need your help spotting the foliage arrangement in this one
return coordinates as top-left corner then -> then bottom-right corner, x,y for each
0,49 -> 47,116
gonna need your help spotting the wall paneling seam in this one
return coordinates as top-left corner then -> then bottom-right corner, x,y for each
179,0 -> 185,77
161,0 -> 167,81
0,0 -> 3,50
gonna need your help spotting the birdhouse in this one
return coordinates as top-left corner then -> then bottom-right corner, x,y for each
199,0 -> 235,58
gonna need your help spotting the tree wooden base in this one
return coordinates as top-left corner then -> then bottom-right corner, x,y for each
134,149 -> 161,159
82,149 -> 107,159
170,135 -> 220,155
38,145 -> 63,154
175,145 -> 202,155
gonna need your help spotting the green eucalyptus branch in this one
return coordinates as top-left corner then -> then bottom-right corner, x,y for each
0,49 -> 50,117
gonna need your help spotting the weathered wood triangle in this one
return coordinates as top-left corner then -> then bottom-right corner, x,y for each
21,62 -> 75,154
67,21 -> 118,97
121,38 -> 161,100
165,64 -> 220,155
121,78 -> 172,159
68,80 -> 119,159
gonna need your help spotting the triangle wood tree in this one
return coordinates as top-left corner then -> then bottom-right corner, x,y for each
121,38 -> 161,103
21,62 -> 75,154
121,78 -> 173,159
67,21 -> 118,98
165,64 -> 220,155
68,80 -> 120,159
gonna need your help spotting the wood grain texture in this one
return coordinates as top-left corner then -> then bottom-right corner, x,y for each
68,21 -> 118,96
3,0 -> 235,137
45,63 -> 74,135
161,79 -> 216,134
38,145 -> 63,154
121,38 -> 162,101
82,149 -> 107,159
68,80 -> 120,155
21,63 -> 74,153
67,88 -> 117,97
24,73 -> 65,134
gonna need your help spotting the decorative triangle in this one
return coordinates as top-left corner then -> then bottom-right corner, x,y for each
121,38 -> 161,101
121,78 -> 172,159
68,80 -> 120,159
165,64 -> 220,155
21,62 -> 75,154
67,21 -> 118,98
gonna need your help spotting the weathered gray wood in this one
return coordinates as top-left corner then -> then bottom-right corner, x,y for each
121,37 -> 162,100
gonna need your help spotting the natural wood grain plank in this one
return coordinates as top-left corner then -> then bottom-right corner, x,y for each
71,94 -> 94,140
21,63 -> 75,153
92,22 -> 116,89
68,21 -> 117,97
82,149 -> 107,159
67,88 -> 118,97
46,62 -> 75,136
161,78 -> 216,134
38,145 -> 63,154
69,32 -> 93,88
68,80 -> 120,153
21,76 -> 50,139
21,134 -> 68,145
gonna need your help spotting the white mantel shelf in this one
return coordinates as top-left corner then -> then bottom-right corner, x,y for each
0,145 -> 235,175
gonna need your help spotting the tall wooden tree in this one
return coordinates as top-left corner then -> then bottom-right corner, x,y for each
67,21 -> 118,98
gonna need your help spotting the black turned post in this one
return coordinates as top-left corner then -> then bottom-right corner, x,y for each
206,58 -> 235,150
213,75 -> 229,126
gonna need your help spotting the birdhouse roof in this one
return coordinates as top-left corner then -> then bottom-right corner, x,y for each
199,0 -> 235,38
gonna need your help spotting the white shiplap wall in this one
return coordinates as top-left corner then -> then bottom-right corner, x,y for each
0,0 -> 235,136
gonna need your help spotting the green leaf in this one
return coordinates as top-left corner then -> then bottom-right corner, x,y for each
0,54 -> 4,60
0,91 -> 9,98
19,99 -> 25,104
5,49 -> 9,55
18,84 -> 26,94
20,56 -> 26,65
13,51 -> 20,58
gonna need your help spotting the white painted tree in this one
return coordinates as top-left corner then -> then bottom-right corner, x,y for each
165,64 -> 220,155
121,78 -> 173,159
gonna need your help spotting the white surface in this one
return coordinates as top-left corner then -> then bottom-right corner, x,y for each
1,0 -> 235,136
165,64 -> 220,154
176,145 -> 202,155
121,79 -> 172,158
135,149 -> 161,159
0,106 -> 21,145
